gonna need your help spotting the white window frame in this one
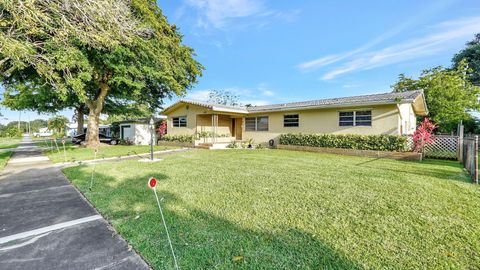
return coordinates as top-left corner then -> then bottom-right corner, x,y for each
338,110 -> 372,127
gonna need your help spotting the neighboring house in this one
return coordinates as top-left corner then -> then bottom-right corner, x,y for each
118,117 -> 166,145
162,90 -> 428,145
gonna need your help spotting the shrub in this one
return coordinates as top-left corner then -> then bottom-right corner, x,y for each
119,138 -> 134,145
279,133 -> 408,152
196,131 -> 230,138
161,134 -> 195,143
412,118 -> 436,153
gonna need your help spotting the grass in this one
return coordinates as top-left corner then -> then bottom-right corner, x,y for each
0,151 -> 12,170
63,149 -> 480,269
0,137 -> 21,149
40,141 -> 179,163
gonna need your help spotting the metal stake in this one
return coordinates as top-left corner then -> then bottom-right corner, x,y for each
62,139 -> 67,163
152,187 -> 179,270
150,117 -> 155,160
89,148 -> 98,190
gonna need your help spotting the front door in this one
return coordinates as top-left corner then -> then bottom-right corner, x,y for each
234,118 -> 242,140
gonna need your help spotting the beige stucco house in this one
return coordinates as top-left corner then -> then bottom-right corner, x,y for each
162,90 -> 428,146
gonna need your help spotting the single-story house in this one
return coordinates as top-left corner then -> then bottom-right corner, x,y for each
118,117 -> 166,145
162,90 -> 428,146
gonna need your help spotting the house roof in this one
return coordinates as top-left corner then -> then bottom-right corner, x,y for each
162,90 -> 428,115
162,99 -> 249,114
116,116 -> 167,124
247,90 -> 425,112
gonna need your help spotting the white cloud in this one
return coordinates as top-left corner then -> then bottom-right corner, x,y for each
261,90 -> 274,97
185,0 -> 263,29
182,0 -> 300,30
186,90 -> 211,101
297,9 -> 426,71
319,16 -> 480,80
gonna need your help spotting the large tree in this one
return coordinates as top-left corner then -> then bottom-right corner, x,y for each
452,33 -> 480,86
1,76 -> 88,135
0,0 -> 203,147
207,89 -> 240,106
392,61 -> 480,133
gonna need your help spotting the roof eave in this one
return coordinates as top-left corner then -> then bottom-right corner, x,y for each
247,100 -> 415,113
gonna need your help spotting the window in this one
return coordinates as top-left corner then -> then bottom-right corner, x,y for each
339,110 -> 371,126
355,111 -> 372,126
245,117 -> 256,131
339,112 -> 354,126
245,116 -> 269,131
284,114 -> 299,127
256,116 -> 269,131
172,116 -> 187,127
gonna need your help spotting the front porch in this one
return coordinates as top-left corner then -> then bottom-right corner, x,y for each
195,113 -> 243,148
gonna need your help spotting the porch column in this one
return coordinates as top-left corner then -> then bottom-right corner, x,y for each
211,114 -> 218,143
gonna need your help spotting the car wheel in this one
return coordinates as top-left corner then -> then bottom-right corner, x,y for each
110,140 -> 117,145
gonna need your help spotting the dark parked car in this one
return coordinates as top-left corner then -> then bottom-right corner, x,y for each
72,133 -> 118,145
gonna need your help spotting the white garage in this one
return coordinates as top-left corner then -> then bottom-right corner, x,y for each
118,117 -> 166,145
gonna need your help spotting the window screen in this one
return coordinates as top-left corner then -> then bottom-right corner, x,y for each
284,114 -> 299,127
339,112 -> 354,126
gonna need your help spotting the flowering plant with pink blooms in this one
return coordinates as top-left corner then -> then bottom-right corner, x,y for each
412,118 -> 436,153
156,121 -> 167,138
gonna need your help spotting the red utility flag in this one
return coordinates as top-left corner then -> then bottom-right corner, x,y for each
148,177 -> 157,188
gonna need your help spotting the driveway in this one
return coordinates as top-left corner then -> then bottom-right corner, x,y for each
0,136 -> 150,270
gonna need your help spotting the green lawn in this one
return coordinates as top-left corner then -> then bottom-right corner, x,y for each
63,149 -> 480,269
0,138 -> 21,149
0,151 -> 12,170
42,142 -> 179,163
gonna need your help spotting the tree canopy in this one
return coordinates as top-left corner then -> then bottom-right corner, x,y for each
392,61 -> 480,133
207,90 -> 240,106
452,33 -> 480,86
47,115 -> 69,136
0,0 -> 203,146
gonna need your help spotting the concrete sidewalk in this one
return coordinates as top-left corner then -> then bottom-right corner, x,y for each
0,135 -> 150,270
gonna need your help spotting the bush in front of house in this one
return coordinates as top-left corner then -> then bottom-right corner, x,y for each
161,134 -> 195,143
279,133 -> 408,152
196,131 -> 231,138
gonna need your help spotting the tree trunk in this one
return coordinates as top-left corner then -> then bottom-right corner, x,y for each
86,83 -> 109,148
76,105 -> 85,135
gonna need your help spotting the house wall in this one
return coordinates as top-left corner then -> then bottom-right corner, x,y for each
135,124 -> 154,145
119,123 -> 155,145
167,104 -> 232,136
165,103 -> 406,144
196,114 -> 232,135
167,104 -> 208,135
397,103 -> 417,135
243,104 -> 401,143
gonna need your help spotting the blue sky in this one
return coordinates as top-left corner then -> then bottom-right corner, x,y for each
1,0 -> 479,124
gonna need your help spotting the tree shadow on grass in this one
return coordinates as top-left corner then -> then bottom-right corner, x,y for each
72,169 -> 364,270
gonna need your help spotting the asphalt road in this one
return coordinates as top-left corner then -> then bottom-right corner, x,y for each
0,136 -> 150,270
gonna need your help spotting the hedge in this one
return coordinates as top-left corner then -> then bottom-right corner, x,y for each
278,133 -> 408,152
161,134 -> 195,143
